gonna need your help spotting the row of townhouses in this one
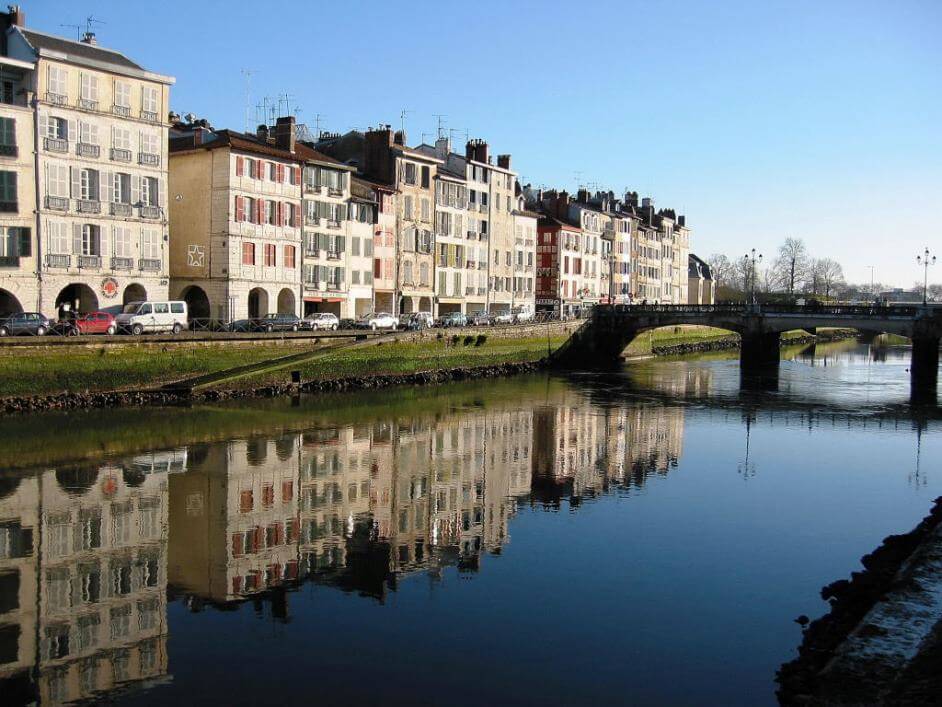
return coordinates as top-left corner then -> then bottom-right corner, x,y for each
0,8 -> 712,322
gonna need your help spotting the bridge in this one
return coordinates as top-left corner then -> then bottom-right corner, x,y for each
553,304 -> 942,398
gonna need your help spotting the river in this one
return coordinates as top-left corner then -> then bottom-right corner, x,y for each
0,340 -> 939,706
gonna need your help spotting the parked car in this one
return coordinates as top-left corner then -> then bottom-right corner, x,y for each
338,318 -> 357,330
356,312 -> 398,330
511,306 -> 534,323
469,310 -> 492,326
403,311 -> 434,330
228,318 -> 256,332
303,312 -> 340,331
438,312 -> 469,328
491,310 -> 514,325
74,311 -> 118,335
0,312 -> 52,336
116,301 -> 188,335
256,313 -> 302,332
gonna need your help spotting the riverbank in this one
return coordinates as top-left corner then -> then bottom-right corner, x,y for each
777,497 -> 942,705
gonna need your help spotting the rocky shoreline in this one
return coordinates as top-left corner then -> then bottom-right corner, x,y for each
776,497 -> 942,705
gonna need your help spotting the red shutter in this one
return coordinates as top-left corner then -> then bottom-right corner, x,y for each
292,166 -> 300,185
276,201 -> 283,226
256,199 -> 263,224
235,195 -> 244,222
277,164 -> 284,182
236,156 -> 244,176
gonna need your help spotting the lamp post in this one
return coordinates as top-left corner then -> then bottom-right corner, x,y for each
743,249 -> 762,304
866,265 -> 875,302
917,248 -> 936,304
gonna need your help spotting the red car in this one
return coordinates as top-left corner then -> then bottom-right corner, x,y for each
73,311 -> 118,335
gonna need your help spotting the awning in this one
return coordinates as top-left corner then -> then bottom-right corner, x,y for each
303,297 -> 343,303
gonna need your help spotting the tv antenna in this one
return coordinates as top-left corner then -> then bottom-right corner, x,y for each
240,68 -> 255,133
85,15 -> 105,35
399,109 -> 412,135
313,113 -> 326,135
433,114 -> 447,139
60,23 -> 82,40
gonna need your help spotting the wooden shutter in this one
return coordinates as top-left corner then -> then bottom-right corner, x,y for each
235,195 -> 244,222
158,178 -> 166,209
66,119 -> 77,143
256,198 -> 263,224
276,202 -> 283,226
100,171 -> 112,204
72,223 -> 83,254
337,236 -> 345,253
16,228 -> 31,257
236,156 -> 244,176
70,166 -> 81,198
292,166 -> 300,185
131,175 -> 141,205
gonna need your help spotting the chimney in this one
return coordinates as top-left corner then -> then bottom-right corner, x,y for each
364,125 -> 395,183
497,154 -> 511,170
678,215 -> 686,227
434,136 -> 450,159
642,197 -> 654,223
274,116 -> 295,153
557,191 -> 570,220
81,31 -> 97,45
256,124 -> 270,143
641,197 -> 653,209
576,189 -> 590,204
465,139 -> 489,164
393,129 -> 406,146
7,4 -> 24,26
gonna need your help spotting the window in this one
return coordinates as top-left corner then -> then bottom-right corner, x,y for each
80,73 -> 99,103
78,169 -> 99,200
80,225 -> 100,255
403,260 -> 413,283
46,164 -> 68,198
0,117 -> 13,147
269,162 -> 277,181
265,200 -> 276,225
47,66 -> 67,97
141,229 -> 160,259
48,221 -> 68,253
0,171 -> 15,205
284,245 -> 295,268
242,242 -> 256,265
114,80 -> 131,108
141,85 -> 159,114
45,116 -> 67,140
113,126 -> 131,151
141,176 -> 158,206
403,195 -> 413,219
420,262 -> 429,286
140,132 -> 159,155
421,198 -> 430,220
364,238 -> 373,256
264,243 -> 276,266
404,162 -> 416,185
351,237 -> 360,256
421,165 -> 430,188
113,226 -> 131,257
78,122 -> 98,146
113,172 -> 130,203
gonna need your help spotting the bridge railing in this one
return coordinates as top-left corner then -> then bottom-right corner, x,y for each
598,303 -> 925,318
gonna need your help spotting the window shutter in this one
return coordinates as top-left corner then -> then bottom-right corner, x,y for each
277,202 -> 283,226
131,175 -> 141,205
158,179 -> 166,208
236,156 -> 244,176
16,228 -> 30,257
293,166 -> 300,185
67,119 -> 77,143
39,114 -> 49,139
235,195 -> 244,222
100,171 -> 112,204
72,223 -> 82,254
318,233 -> 329,251
70,166 -> 81,197
256,198 -> 263,224
337,236 -> 345,253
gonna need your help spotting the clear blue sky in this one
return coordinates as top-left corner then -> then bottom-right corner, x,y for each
28,0 -> 942,286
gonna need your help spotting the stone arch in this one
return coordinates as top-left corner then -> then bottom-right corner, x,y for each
0,289 -> 22,317
180,285 -> 211,321
418,296 -> 432,313
55,283 -> 99,315
277,288 -> 296,315
122,283 -> 147,305
248,288 -> 268,319
399,297 -> 414,314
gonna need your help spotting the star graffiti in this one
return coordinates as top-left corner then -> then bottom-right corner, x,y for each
187,244 -> 205,268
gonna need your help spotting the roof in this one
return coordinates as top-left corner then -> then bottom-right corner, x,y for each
295,143 -> 354,170
538,215 -> 581,232
514,208 -> 540,219
13,27 -> 172,83
170,129 -> 303,162
351,173 -> 397,193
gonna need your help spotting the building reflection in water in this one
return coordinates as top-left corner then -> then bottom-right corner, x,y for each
0,450 -> 178,705
0,387 -> 687,703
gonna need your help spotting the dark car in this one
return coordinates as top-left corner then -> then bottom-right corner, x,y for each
0,312 -> 53,336
228,318 -> 256,332
437,312 -> 468,328
255,313 -> 301,332
403,312 -> 434,330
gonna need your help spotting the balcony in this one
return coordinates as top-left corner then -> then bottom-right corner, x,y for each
45,195 -> 69,211
305,215 -> 321,227
304,248 -> 320,258
138,152 -> 160,167
139,258 -> 161,272
45,92 -> 67,105
111,256 -> 133,270
0,201 -> 17,213
479,204 -> 487,213
326,219 -> 342,229
45,254 -> 70,268
76,142 -> 100,158
466,230 -> 478,240
112,104 -> 131,117
326,250 -> 341,261
139,205 -> 162,219
77,98 -> 98,111
110,202 -> 132,217
465,286 -> 475,295
76,199 -> 101,214
326,280 -> 343,291
0,144 -> 17,157
44,137 -> 68,153
478,262 -> 486,270
465,261 -> 475,269
140,110 -> 159,123
110,148 -> 132,163
77,255 -> 101,269
0,256 -> 19,267
328,187 -> 343,197
477,287 -> 486,296
304,183 -> 323,194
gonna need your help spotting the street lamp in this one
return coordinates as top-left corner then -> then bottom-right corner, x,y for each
917,248 -> 936,304
743,249 -> 763,304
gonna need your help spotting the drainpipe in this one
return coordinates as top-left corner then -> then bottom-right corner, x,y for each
32,91 -> 43,312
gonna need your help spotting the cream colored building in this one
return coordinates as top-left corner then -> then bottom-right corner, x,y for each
352,175 -> 396,314
344,179 -> 376,318
3,17 -> 174,316
168,118 -> 303,321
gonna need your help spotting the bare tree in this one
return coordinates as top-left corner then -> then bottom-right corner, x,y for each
707,253 -> 734,289
818,258 -> 844,299
771,237 -> 808,294
928,283 -> 942,302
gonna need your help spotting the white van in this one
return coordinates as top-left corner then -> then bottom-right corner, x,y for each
116,300 -> 188,335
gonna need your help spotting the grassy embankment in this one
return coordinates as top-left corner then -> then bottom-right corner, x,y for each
0,341 -> 326,398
